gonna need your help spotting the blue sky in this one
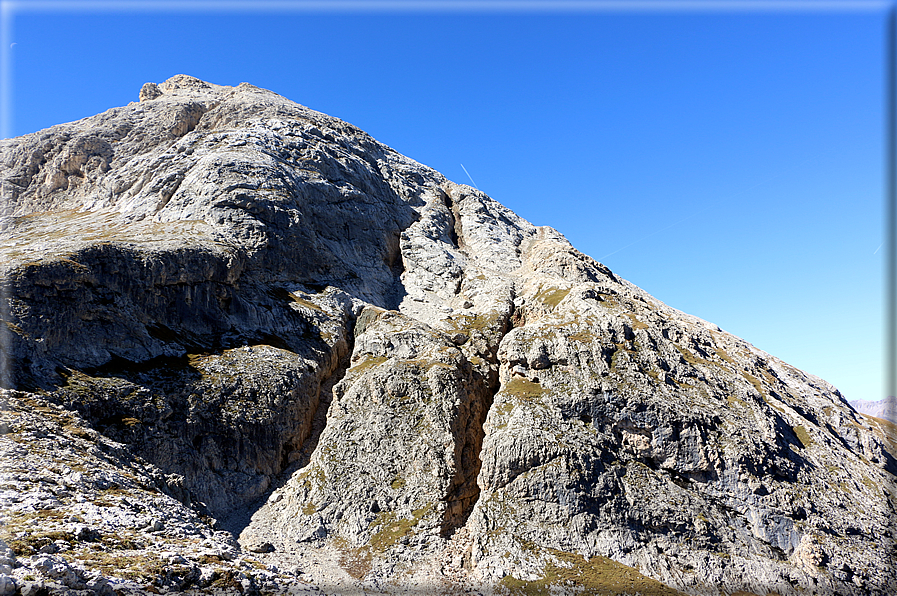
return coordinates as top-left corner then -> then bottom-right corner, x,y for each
2,1 -> 890,403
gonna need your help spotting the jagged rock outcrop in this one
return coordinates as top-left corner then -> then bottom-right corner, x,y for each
0,75 -> 894,595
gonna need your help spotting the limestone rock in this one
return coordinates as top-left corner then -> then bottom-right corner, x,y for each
1,75 -> 894,595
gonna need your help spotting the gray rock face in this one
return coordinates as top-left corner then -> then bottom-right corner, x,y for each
1,75 -> 895,595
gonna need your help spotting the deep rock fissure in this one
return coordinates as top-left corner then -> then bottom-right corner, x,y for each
281,347 -> 351,476
441,369 -> 495,538
220,338 -> 354,538
440,187 -> 464,250
441,300 -> 516,537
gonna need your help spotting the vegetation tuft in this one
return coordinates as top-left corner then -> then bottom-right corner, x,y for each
503,377 -> 545,400
623,312 -> 648,330
349,355 -> 388,374
499,548 -> 685,596
793,425 -> 813,449
534,286 -> 570,309
368,504 -> 431,551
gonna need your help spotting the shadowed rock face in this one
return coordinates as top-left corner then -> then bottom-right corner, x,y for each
0,75 -> 894,596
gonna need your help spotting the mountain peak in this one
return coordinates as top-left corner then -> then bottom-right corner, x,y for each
1,77 -> 894,596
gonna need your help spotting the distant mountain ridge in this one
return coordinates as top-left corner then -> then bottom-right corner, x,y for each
850,396 -> 897,424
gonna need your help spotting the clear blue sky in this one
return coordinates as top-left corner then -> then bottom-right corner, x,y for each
2,1 -> 890,404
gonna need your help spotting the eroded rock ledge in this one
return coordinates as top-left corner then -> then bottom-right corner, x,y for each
0,75 -> 895,596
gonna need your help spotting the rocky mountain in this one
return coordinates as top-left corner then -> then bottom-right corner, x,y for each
0,75 -> 894,596
849,397 -> 896,424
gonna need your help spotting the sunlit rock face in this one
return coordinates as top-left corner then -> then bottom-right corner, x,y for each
1,75 -> 894,596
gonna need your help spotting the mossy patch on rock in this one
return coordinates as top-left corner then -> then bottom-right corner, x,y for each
534,286 -> 570,309
500,548 -> 685,596
503,377 -> 545,400
369,504 -> 431,551
793,425 -> 813,449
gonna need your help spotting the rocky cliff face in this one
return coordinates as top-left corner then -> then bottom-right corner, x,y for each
0,75 -> 894,596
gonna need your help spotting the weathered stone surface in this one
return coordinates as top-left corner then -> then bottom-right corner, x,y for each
0,75 -> 894,595
0,389 -> 313,594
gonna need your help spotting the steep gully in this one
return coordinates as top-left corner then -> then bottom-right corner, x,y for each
225,187 -> 517,543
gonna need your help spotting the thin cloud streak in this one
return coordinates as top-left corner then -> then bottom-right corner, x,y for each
460,163 -> 479,190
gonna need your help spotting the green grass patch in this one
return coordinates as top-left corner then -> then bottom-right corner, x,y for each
567,330 -> 594,344
500,548 -> 684,596
643,368 -> 662,385
494,399 -> 516,420
295,464 -> 327,491
369,504 -> 431,551
349,355 -> 388,373
100,534 -> 143,550
63,424 -> 97,441
503,377 -> 545,399
793,425 -> 813,449
82,551 -> 168,581
758,368 -> 779,388
448,311 -> 502,333
861,474 -> 877,492
761,393 -> 788,416
291,296 -> 323,312
610,343 -> 633,372
597,295 -> 619,309
673,344 -> 714,368
6,531 -> 74,556
742,371 -> 765,397
534,286 -> 570,309
403,357 -> 453,372
726,395 -> 747,409
623,312 -> 648,330
713,346 -> 735,365
268,287 -> 323,311
209,569 -> 243,589
863,414 -> 897,453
